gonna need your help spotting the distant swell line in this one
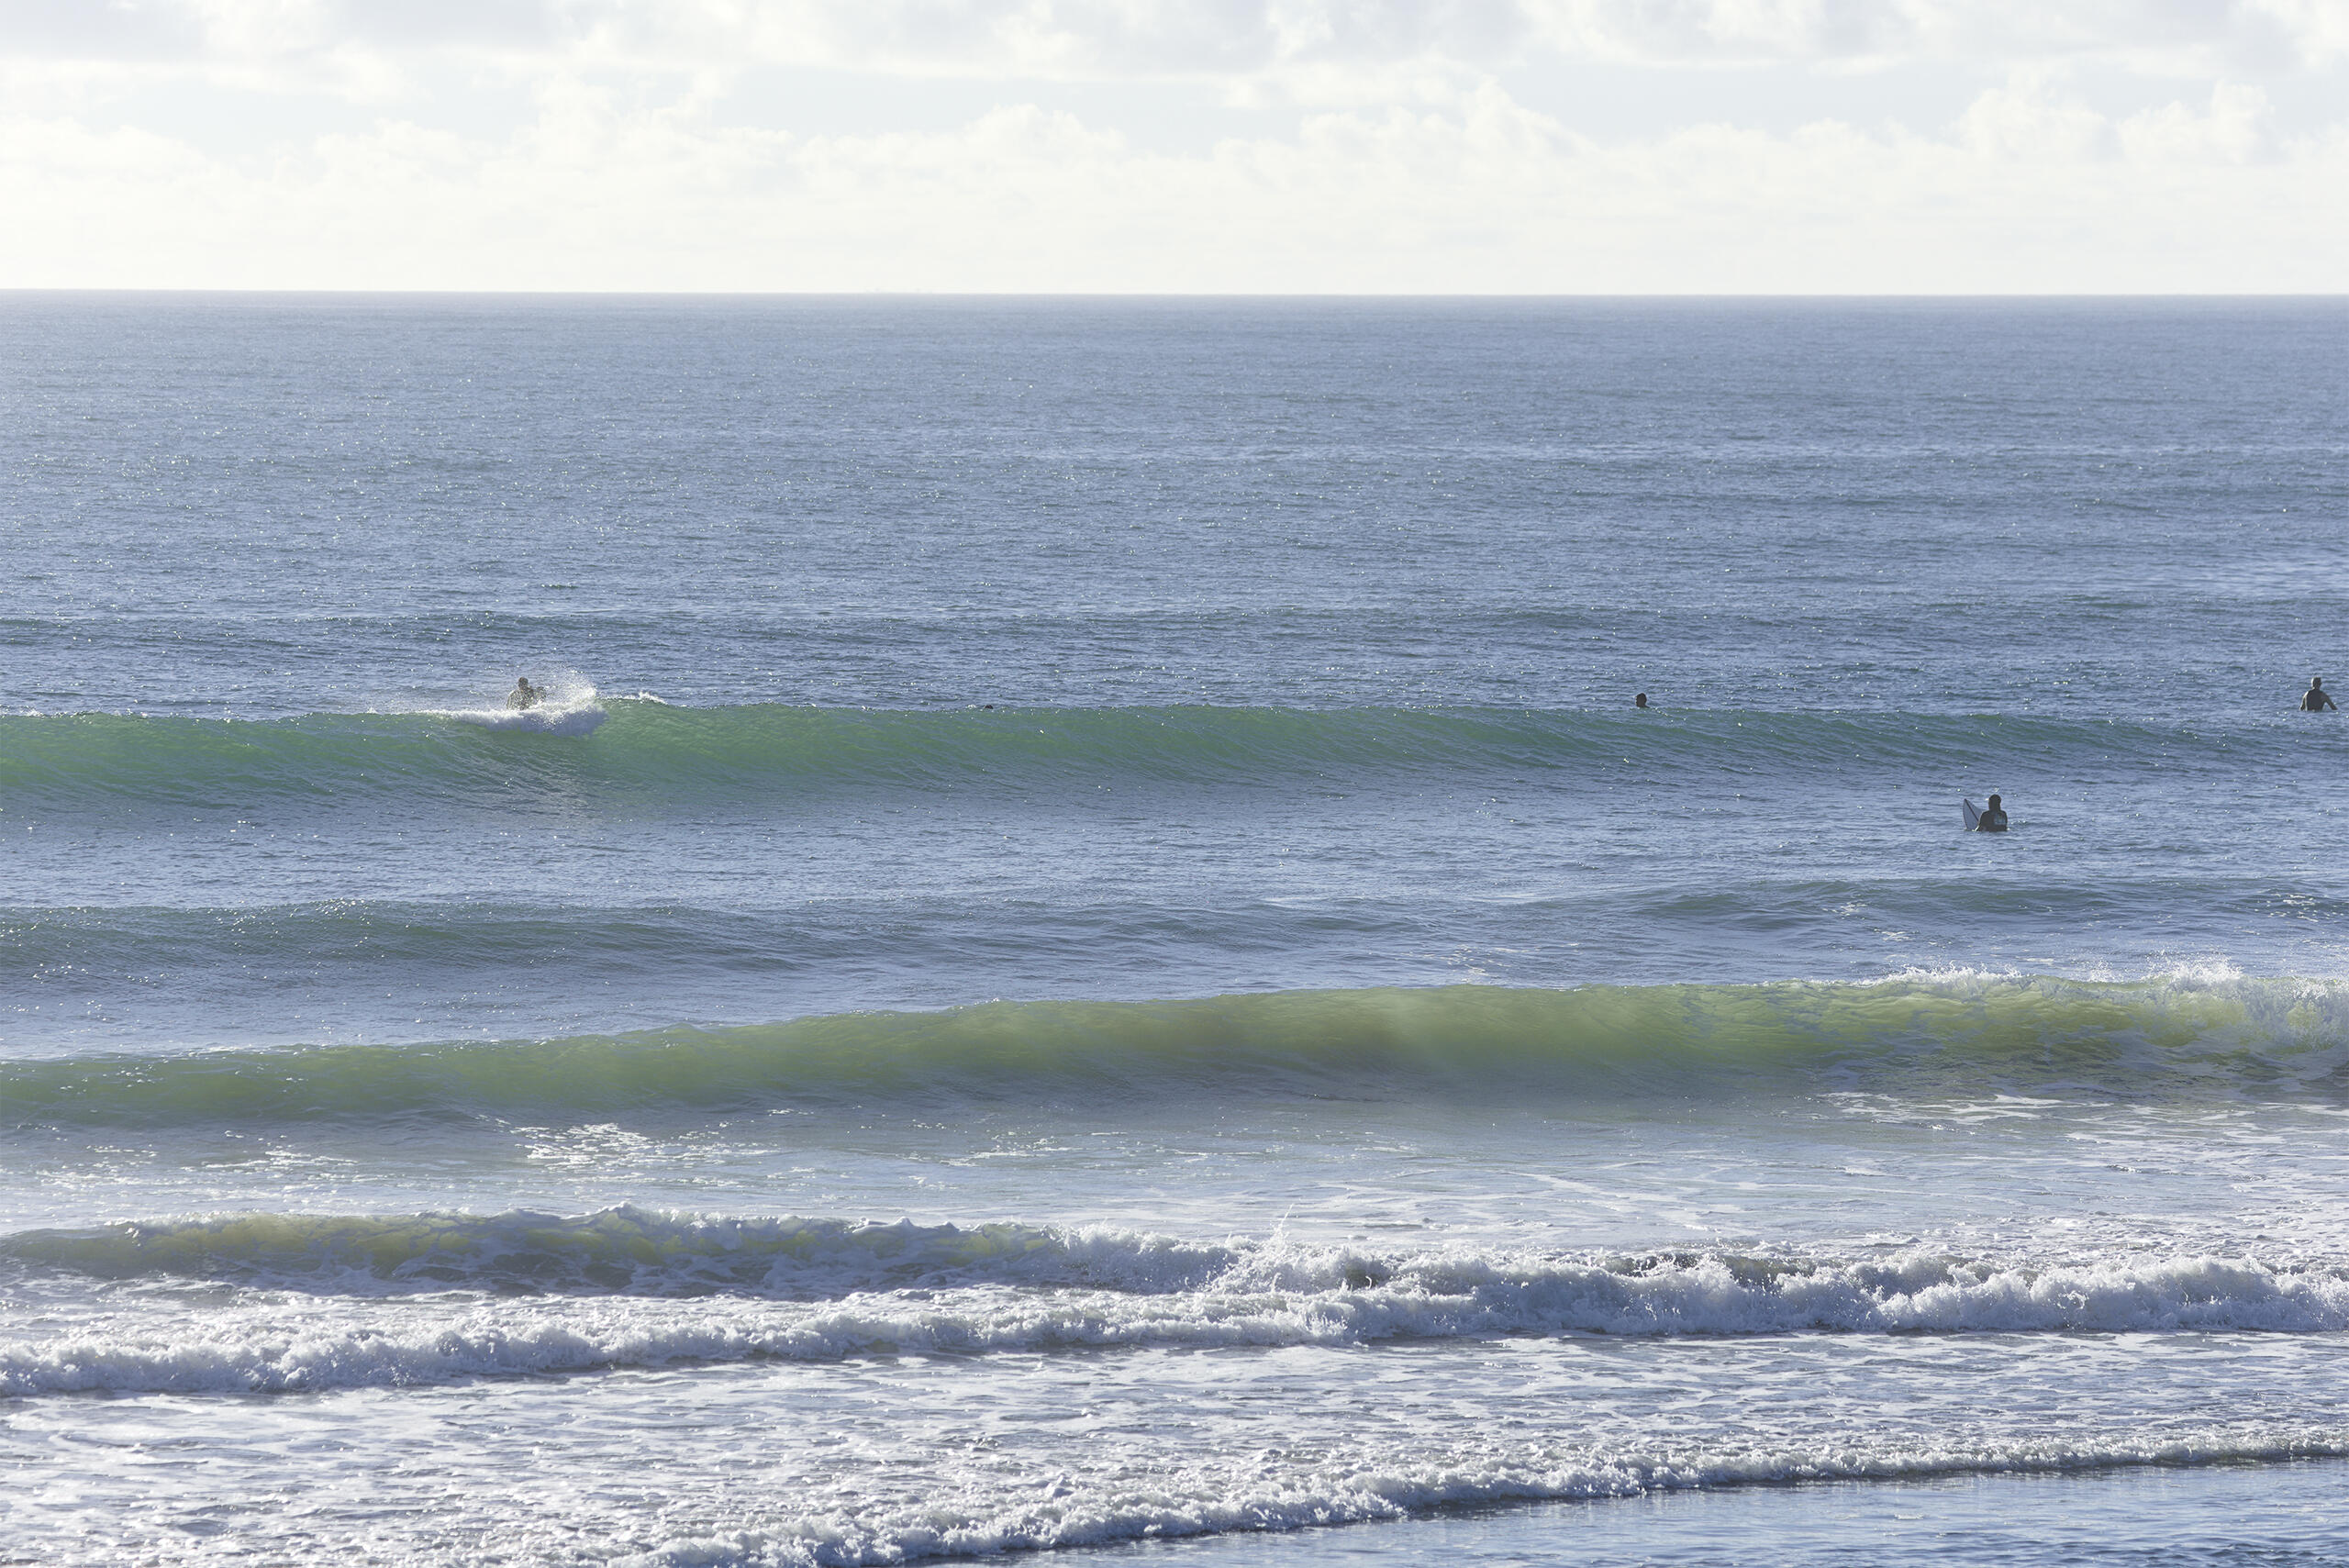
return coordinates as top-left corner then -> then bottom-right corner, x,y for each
6,974 -> 2349,1125
0,701 -> 2285,812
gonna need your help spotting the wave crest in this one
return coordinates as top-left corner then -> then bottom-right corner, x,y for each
7,973 -> 2349,1127
6,1212 -> 2348,1398
0,701 -> 2263,813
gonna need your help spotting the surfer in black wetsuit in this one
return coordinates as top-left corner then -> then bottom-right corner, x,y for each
2303,677 -> 2335,712
1975,794 -> 2009,832
1633,693 -> 1650,709
506,676 -> 541,710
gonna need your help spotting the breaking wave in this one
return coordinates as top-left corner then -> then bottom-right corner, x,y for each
598,1429 -> 2349,1568
7,973 -> 2349,1127
6,1211 -> 2348,1397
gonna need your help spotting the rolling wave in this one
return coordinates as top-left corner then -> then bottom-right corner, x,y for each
1,1209 -> 1139,1297
6,1213 -> 2346,1398
0,700 -> 2285,814
526,1430 -> 2349,1568
6,973 -> 2346,1127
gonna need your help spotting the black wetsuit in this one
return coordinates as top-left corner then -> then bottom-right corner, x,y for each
2304,687 -> 2336,712
1976,806 -> 2009,832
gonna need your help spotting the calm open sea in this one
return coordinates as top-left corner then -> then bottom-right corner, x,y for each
4,295 -> 2347,1564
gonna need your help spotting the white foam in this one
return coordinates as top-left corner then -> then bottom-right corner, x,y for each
435,671 -> 607,734
613,1426 -> 2349,1567
9,1239 -> 2348,1398
447,701 -> 607,736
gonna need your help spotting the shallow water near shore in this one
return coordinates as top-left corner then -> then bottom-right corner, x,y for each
4,295 -> 2348,1564
1127,1462 -> 2349,1566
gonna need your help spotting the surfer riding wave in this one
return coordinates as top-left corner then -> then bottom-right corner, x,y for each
447,672 -> 606,734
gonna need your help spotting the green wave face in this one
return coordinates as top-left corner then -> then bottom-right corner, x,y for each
0,1209 -> 1093,1295
0,701 -> 2238,815
7,976 -> 2345,1127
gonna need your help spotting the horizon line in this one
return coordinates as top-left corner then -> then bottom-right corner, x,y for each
2,288 -> 2343,302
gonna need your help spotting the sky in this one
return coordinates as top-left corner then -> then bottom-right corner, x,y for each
0,0 -> 2343,292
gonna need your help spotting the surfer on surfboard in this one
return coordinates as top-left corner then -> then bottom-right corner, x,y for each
506,676 -> 543,711
1964,794 -> 2009,832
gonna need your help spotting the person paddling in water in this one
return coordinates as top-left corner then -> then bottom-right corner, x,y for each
506,676 -> 542,710
1974,794 -> 2009,832
2303,677 -> 2336,712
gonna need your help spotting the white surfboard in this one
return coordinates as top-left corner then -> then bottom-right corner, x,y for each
1962,798 -> 1981,830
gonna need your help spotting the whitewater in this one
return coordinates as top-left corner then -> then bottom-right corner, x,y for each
6,295 -> 2349,1566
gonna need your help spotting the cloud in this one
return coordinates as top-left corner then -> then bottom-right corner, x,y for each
1,73 -> 2340,292
1530,0 -> 2340,72
3,1 -> 2343,82
0,4 -> 2336,291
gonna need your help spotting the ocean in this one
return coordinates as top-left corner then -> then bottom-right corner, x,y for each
3,295 -> 2347,1563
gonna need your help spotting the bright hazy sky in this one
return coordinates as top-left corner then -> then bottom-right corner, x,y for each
2,1 -> 2343,292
